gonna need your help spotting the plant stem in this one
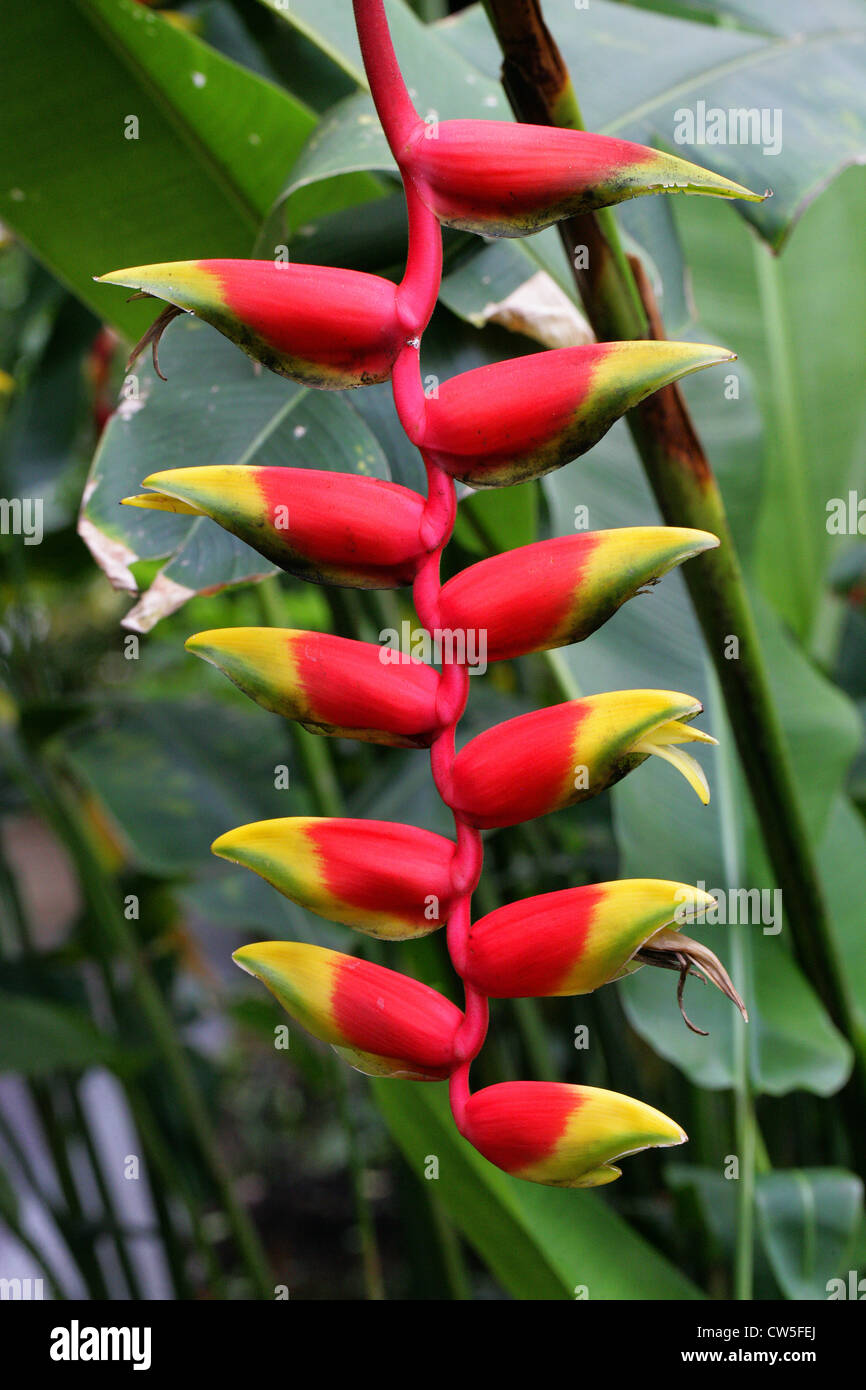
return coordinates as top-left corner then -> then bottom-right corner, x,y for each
30,1082 -> 111,1297
714,680 -> 755,1301
332,1061 -> 386,1300
425,1187 -> 470,1300
66,1079 -> 145,1300
1,1216 -> 67,1300
294,726 -> 343,818
125,1082 -> 222,1297
481,0 -> 866,1109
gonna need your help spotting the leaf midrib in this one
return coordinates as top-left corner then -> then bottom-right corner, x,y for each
76,0 -> 309,236
597,27 -> 866,136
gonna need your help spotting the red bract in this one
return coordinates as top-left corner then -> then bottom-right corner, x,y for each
186,628 -> 440,747
461,1082 -> 686,1187
234,942 -> 463,1080
97,260 -> 403,388
124,466 -> 428,588
438,528 -> 717,661
401,120 -> 762,237
449,691 -> 715,830
213,817 -> 459,940
463,880 -> 717,998
417,341 -> 734,485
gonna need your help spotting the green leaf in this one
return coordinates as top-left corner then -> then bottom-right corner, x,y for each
676,171 -> 866,638
180,867 -> 346,949
260,0 -> 510,116
630,0 -> 866,39
372,1080 -> 701,1300
3,295 -> 98,533
0,993 -> 119,1076
445,0 -> 866,249
818,797 -> 866,1043
755,1169 -> 863,1301
543,367 -> 856,1095
80,316 -> 392,628
452,482 -> 539,559
61,696 -> 301,875
0,0 -> 314,338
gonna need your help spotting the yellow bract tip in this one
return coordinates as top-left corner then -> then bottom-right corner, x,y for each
121,492 -> 202,514
631,712 -> 715,804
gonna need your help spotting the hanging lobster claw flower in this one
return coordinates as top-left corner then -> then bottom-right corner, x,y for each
464,879 -> 747,1031
233,941 -> 462,1080
462,1081 -> 686,1187
96,260 -> 403,388
450,690 -> 716,829
418,342 -> 734,486
122,466 -> 427,589
402,120 -> 764,238
213,817 -> 458,939
439,528 -> 718,660
186,628 -> 440,748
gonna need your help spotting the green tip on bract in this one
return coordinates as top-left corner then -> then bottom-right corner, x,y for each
657,342 -> 736,373
94,262 -> 212,298
593,341 -> 737,416
612,527 -> 720,579
653,154 -> 767,204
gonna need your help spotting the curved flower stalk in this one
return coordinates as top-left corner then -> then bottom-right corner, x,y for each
102,0 -> 751,1189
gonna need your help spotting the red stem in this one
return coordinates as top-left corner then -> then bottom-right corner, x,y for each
352,0 -> 419,150
354,0 -> 490,1129
398,181 -> 443,338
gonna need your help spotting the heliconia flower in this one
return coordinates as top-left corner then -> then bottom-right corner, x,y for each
185,628 -> 440,747
449,690 -> 717,829
212,817 -> 458,939
233,941 -> 463,1080
96,261 -> 403,388
461,1081 -> 686,1187
438,528 -> 718,661
401,120 -> 763,238
465,879 -> 714,997
463,879 -> 747,1031
121,466 -> 427,589
417,342 -> 734,486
